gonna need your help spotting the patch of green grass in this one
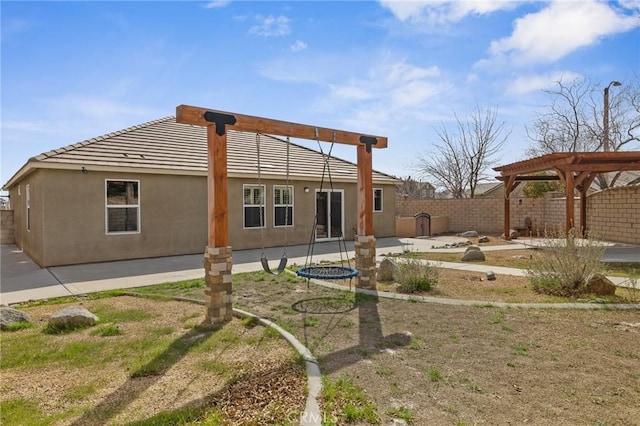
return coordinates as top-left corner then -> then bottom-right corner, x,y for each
92,305 -> 156,323
200,359 -> 233,376
375,367 -> 393,376
387,406 -> 414,424
1,321 -> 33,332
322,377 -> 379,424
614,349 -> 639,359
304,316 -> 320,327
241,316 -> 260,328
90,324 -> 121,337
449,333 -> 460,343
468,383 -> 483,393
0,398 -> 73,425
491,309 -> 506,324
512,342 -> 536,356
427,368 -> 442,382
63,382 -> 98,401
127,405 -> 225,426
151,326 -> 175,336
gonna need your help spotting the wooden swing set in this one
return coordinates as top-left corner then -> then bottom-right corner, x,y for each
176,105 -> 388,324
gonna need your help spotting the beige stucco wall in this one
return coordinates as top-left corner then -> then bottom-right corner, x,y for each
7,168 -> 397,267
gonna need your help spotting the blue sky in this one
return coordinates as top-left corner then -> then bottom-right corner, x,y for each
2,0 -> 639,188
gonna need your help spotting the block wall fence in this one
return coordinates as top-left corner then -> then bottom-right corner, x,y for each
1,210 -> 15,244
395,186 -> 639,245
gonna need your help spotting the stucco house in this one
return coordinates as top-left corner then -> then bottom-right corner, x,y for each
3,117 -> 399,267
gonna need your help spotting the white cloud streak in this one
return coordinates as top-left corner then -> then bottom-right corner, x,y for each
291,40 -> 307,52
203,1 -> 230,9
506,70 -> 582,95
378,0 -> 518,25
249,15 -> 290,37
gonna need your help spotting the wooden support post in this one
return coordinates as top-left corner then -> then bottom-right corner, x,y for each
355,144 -> 376,288
503,175 -> 515,241
357,145 -> 373,236
565,171 -> 575,234
207,126 -> 229,247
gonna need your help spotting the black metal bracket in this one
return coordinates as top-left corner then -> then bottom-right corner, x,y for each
359,136 -> 377,153
203,111 -> 237,136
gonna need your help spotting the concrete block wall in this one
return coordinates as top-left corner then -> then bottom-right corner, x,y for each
396,186 -> 637,244
587,186 -> 639,245
1,210 -> 15,244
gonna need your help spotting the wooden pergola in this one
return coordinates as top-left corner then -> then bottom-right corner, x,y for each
175,105 -> 388,324
494,152 -> 640,238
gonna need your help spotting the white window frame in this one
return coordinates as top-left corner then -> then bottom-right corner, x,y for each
243,184 -> 265,229
273,185 -> 294,227
105,179 -> 141,235
373,188 -> 383,212
26,184 -> 30,232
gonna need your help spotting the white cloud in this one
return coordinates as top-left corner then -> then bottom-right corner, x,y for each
378,0 -> 518,24
291,40 -> 307,53
203,0 -> 230,9
249,15 -> 290,37
489,0 -> 640,65
506,71 -> 582,95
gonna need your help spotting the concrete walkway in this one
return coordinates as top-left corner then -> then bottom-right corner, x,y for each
1,236 -> 638,305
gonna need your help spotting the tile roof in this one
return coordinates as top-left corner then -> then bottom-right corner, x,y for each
12,117 -> 398,185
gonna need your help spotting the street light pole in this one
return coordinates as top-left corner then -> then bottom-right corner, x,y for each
603,80 -> 622,152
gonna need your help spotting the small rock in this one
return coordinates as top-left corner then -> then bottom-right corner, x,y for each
500,229 -> 519,239
459,230 -> 479,238
486,271 -> 497,281
377,258 -> 400,282
0,307 -> 31,330
585,274 -> 616,296
48,306 -> 98,329
478,236 -> 490,243
461,248 -> 486,262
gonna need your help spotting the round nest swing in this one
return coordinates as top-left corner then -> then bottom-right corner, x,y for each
296,265 -> 359,280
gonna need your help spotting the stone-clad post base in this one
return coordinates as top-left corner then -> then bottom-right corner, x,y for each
355,235 -> 377,289
203,246 -> 233,324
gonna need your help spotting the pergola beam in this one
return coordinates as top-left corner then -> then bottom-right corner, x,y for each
177,104 -> 388,149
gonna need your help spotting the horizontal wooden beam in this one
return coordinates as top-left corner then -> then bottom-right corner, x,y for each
176,104 -> 388,149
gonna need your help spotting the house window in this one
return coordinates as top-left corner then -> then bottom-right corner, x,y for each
106,180 -> 140,234
26,184 -> 30,231
244,184 -> 265,228
373,188 -> 383,212
274,185 -> 293,227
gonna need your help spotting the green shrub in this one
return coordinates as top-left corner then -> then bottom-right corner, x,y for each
527,229 -> 605,297
394,258 -> 438,293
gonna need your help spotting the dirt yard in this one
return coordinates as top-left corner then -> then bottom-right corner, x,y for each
231,271 -> 640,425
3,264 -> 639,425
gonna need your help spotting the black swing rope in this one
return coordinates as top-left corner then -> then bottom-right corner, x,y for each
296,128 -> 359,282
257,132 -> 290,275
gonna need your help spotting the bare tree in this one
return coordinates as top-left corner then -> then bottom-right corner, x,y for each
416,105 -> 509,198
527,75 -> 640,189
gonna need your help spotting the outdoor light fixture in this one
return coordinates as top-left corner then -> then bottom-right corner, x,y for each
81,167 -> 89,174
304,187 -> 310,193
603,80 -> 622,152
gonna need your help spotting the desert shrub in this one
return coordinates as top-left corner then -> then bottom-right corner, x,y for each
527,228 -> 605,297
394,258 -> 438,293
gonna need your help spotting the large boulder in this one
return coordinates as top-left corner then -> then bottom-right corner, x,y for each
48,306 -> 98,329
0,307 -> 31,330
461,247 -> 486,262
377,258 -> 400,282
585,274 -> 616,296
